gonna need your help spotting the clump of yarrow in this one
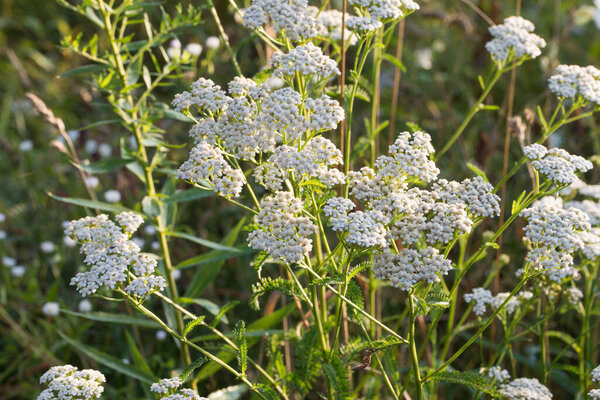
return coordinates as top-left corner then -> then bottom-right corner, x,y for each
548,64 -> 600,106
464,287 -> 533,316
523,143 -> 593,185
151,377 -> 207,400
485,16 -> 546,64
499,377 -> 552,400
519,197 -> 591,282
37,365 -> 105,400
65,212 -> 166,298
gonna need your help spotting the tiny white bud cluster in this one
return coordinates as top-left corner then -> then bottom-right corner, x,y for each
485,16 -> 546,62
589,389 -> 600,399
499,377 -> 553,400
248,192 -> 317,263
348,0 -> 419,22
592,365 -> 600,382
177,141 -> 246,197
372,248 -> 452,290
433,177 -> 501,218
172,78 -> 227,113
565,287 -> 583,305
548,65 -> 600,106
151,377 -> 206,400
485,366 -> 511,383
271,43 -> 340,80
306,7 -> 358,44
347,16 -> 383,32
580,228 -> 600,260
37,365 -> 105,400
65,213 -> 166,298
523,144 -> 593,185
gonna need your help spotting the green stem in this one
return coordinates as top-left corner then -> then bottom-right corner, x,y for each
408,293 -> 423,399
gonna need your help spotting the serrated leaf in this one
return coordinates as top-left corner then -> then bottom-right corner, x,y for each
183,316 -> 206,338
430,371 -> 502,397
233,321 -> 248,376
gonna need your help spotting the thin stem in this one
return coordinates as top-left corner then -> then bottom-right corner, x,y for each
408,293 -> 423,399
205,0 -> 243,76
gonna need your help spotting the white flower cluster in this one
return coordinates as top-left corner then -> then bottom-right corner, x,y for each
150,377 -> 206,400
566,200 -> 600,226
248,192 -> 317,263
307,7 -> 358,44
499,377 -> 552,400
347,16 -> 383,33
372,248 -> 452,290
580,228 -> 600,260
172,78 -> 227,113
590,389 -> 600,399
325,197 -> 389,247
464,288 -> 533,316
485,16 -> 546,62
65,213 -> 166,298
242,0 -> 322,41
521,200 -> 590,281
271,43 -> 340,81
485,366 -> 511,383
592,365 -> 600,382
254,138 -> 345,191
548,65 -> 600,106
348,0 -> 419,22
523,144 -> 593,185
433,177 -> 501,218
375,131 -> 439,183
38,365 -> 105,400
177,141 -> 246,197
566,287 -> 584,305
177,78 -> 344,162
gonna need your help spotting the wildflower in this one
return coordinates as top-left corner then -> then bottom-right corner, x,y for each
2,256 -> 16,267
104,189 -> 121,203
373,248 -> 452,290
0,212 -> 5,222
464,288 -> 493,316
271,43 -> 340,80
19,139 -> 33,152
524,144 -> 593,185
565,287 -> 583,306
347,16 -> 383,33
151,377 -> 206,400
11,265 -> 26,277
580,228 -> 600,259
307,8 -> 358,43
485,16 -> 546,62
433,177 -> 501,218
499,377 -> 552,399
42,302 -> 60,317
248,192 -> 317,263
592,365 -> 600,382
40,241 -> 55,253
37,365 -> 105,400
156,330 -> 168,341
78,299 -> 92,313
548,65 -> 600,106
464,289 -> 532,315
485,366 -> 511,383
589,389 -> 600,399
185,43 -> 203,57
65,213 -> 166,298
177,141 -> 246,197
151,241 -> 161,250
144,225 -> 157,235
348,0 -> 419,22
566,200 -> 600,226
242,0 -> 321,41
205,36 -> 220,50
172,78 -> 228,113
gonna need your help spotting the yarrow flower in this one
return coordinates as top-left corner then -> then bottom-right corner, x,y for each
248,192 -> 317,263
589,389 -> 600,399
271,43 -> 340,80
177,141 -> 246,197
37,365 -> 105,400
499,377 -> 552,400
484,366 -> 511,383
523,144 -> 593,185
372,248 -> 452,290
348,0 -> 419,22
242,0 -> 322,41
151,377 -> 206,400
464,288 -> 532,316
485,16 -> 546,62
592,365 -> 600,382
65,212 -> 166,298
548,65 -> 600,106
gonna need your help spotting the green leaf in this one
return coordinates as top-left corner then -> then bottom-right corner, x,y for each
142,65 -> 152,89
233,321 -> 248,376
430,371 -> 502,397
195,303 -> 296,381
163,188 -> 213,204
185,218 -> 246,297
166,230 -> 240,252
126,57 -> 141,87
175,247 -> 255,270
77,158 -> 134,174
62,310 -> 161,328
382,53 -> 406,72
48,193 -> 135,213
60,64 -> 107,77
59,332 -> 156,383
183,316 -> 206,338
125,331 -> 156,378
178,297 -> 226,322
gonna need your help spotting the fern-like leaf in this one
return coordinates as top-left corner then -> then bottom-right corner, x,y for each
250,277 -> 298,310
180,356 -> 207,382
209,300 -> 239,328
183,316 -> 205,338
323,357 -> 351,400
430,371 -> 503,397
233,321 -> 248,377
